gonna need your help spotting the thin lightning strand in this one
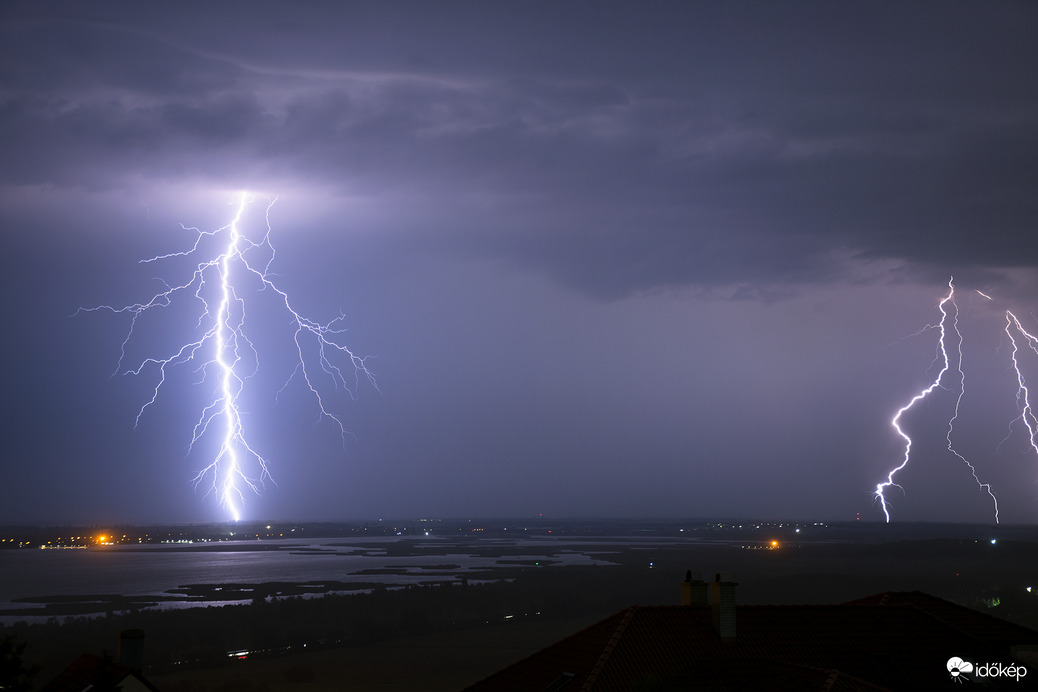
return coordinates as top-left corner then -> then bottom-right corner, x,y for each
876,278 -> 1004,522
78,192 -> 376,520
874,280 -> 955,522
945,292 -> 999,523
1005,311 -> 1038,459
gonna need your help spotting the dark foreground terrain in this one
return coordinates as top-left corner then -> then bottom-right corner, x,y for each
4,519 -> 1037,690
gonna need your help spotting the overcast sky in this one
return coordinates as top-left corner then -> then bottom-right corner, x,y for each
2,1 -> 1037,525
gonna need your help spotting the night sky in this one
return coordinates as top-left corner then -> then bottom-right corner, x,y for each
2,2 -> 1037,524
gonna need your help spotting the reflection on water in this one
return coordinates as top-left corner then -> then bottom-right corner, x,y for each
0,535 -> 629,622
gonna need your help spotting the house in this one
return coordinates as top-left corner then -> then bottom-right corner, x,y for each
41,629 -> 160,692
463,572 -> 1038,690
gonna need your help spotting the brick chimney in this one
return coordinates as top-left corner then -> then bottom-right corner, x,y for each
119,629 -> 145,674
710,574 -> 737,642
679,569 -> 709,606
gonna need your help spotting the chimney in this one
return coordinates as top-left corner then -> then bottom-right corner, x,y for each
119,629 -> 145,674
679,569 -> 709,606
710,574 -> 737,642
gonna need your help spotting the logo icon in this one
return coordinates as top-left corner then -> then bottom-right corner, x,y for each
947,657 -> 973,683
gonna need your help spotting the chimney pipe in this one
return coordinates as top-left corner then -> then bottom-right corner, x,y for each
119,629 -> 145,674
710,577 -> 737,642
679,570 -> 709,606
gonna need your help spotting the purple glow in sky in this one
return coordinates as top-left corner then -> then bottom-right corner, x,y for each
76,192 -> 377,521
1,1 -> 1036,523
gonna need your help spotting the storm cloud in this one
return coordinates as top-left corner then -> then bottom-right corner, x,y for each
2,2 -> 1036,524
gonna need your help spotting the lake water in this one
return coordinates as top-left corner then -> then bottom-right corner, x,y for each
0,535 -> 642,623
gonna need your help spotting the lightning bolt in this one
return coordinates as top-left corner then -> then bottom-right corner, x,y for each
874,278 -> 998,522
1004,311 -> 1038,460
78,192 -> 376,520
945,292 -> 999,523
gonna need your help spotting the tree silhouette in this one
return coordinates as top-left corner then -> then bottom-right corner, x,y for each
0,636 -> 38,692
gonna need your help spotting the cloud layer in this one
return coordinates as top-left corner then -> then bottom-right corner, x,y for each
2,2 -> 1037,523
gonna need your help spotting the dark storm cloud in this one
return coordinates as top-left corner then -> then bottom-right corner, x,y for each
3,1 -> 1038,524
3,2 -> 1035,298
0,19 -> 235,94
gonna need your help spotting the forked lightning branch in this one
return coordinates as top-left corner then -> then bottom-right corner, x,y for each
79,193 -> 376,520
874,278 -> 1038,523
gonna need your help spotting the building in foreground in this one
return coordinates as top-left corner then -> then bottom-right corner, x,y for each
464,573 -> 1038,690
41,629 -> 159,692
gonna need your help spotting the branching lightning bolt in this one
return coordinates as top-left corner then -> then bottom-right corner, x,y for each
874,278 -> 998,522
78,192 -> 376,520
945,291 -> 999,523
1004,311 -> 1038,460
874,280 -> 955,522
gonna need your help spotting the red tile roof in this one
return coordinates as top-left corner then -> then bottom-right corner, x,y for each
847,590 -> 1038,651
39,653 -> 159,692
463,591 -> 1038,691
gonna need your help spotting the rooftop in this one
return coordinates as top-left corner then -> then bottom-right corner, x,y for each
40,653 -> 158,692
464,588 -> 1038,690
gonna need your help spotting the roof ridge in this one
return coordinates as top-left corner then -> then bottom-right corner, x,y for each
845,591 -> 1038,636
459,608 -> 634,691
581,605 -> 637,691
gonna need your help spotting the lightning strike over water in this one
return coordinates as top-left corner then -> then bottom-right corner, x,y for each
79,193 -> 376,520
874,279 -> 998,523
